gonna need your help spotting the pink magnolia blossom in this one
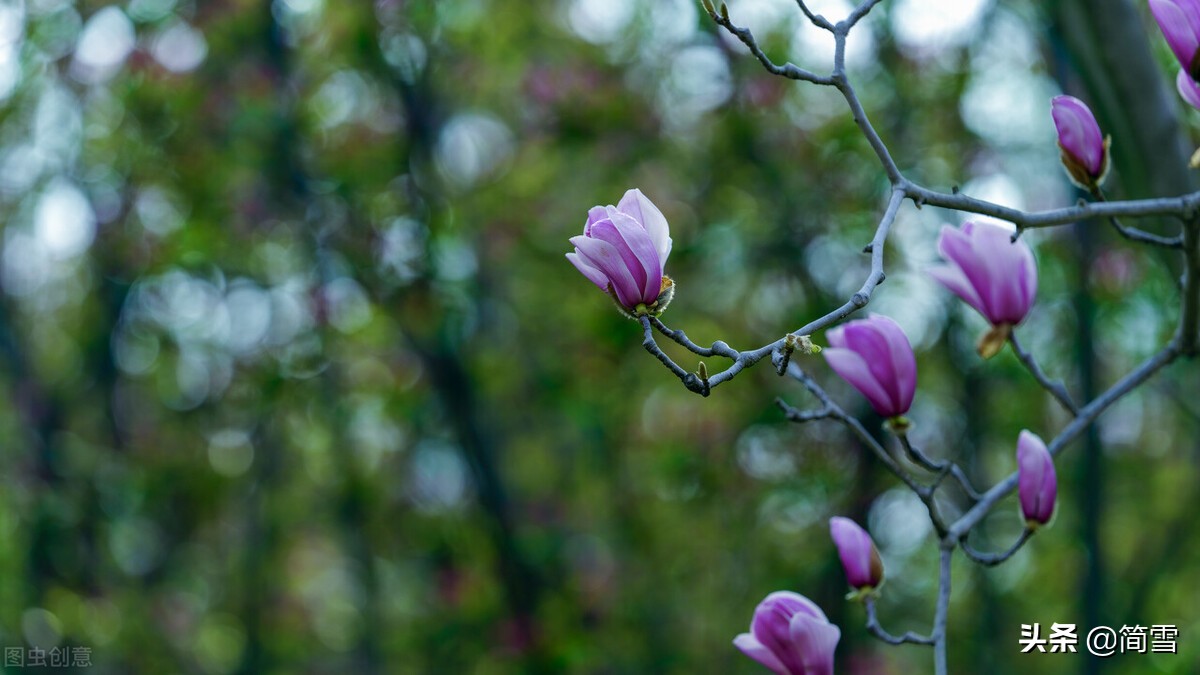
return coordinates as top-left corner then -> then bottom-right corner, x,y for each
1017,430 -> 1057,527
823,315 -> 916,419
830,517 -> 884,592
1050,96 -> 1109,188
928,221 -> 1037,358
566,189 -> 674,316
734,591 -> 841,675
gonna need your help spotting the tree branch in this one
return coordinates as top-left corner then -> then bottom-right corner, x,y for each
946,339 -> 1182,542
961,529 -> 1033,567
1008,331 -> 1078,415
864,596 -> 936,646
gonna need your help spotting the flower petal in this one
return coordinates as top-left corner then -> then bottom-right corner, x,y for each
570,234 -> 643,309
1151,0 -> 1200,75
618,188 -> 672,265
823,346 -> 895,416
863,315 -> 917,414
584,206 -> 608,236
789,612 -> 840,675
608,211 -> 664,302
733,633 -> 789,675
566,250 -> 608,291
928,263 -> 988,318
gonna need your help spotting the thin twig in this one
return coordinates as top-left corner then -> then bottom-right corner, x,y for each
864,597 -> 936,646
1092,188 -> 1183,249
961,529 -> 1032,567
843,0 -> 886,29
639,316 -> 707,394
905,182 -> 1200,231
1008,331 -> 1078,415
896,435 -> 983,501
783,365 -> 950,535
649,317 -> 739,359
794,0 -> 835,31
703,2 -> 833,85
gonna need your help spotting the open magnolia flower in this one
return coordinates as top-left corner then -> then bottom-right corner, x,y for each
734,591 -> 840,675
928,221 -> 1037,359
566,188 -> 675,318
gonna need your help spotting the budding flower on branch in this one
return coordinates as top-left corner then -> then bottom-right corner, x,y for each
1017,430 -> 1057,529
1150,0 -> 1200,80
822,315 -> 916,420
566,188 -> 675,318
1050,95 -> 1110,190
829,517 -> 884,598
928,221 -> 1037,359
734,591 -> 840,675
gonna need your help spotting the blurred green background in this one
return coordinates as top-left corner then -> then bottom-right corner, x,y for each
0,0 -> 1197,673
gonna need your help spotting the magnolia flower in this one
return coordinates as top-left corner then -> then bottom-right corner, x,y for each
1150,0 -> 1200,80
1017,430 -> 1057,528
823,315 -> 916,419
566,188 -> 674,317
928,221 -> 1037,359
829,517 -> 884,594
1050,95 -> 1109,190
734,591 -> 840,675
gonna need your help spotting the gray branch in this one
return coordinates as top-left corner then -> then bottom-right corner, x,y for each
961,529 -> 1033,567
703,1 -> 833,85
946,339 -> 1182,542
1008,331 -> 1078,415
864,596 -> 936,646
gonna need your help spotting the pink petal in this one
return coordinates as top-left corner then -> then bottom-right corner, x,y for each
823,347 -> 896,416
928,264 -> 988,318
1151,0 -> 1200,74
789,613 -> 840,675
617,188 -> 672,265
607,211 -> 664,302
733,633 -> 789,675
830,517 -> 873,588
566,251 -> 608,291
570,235 -> 643,309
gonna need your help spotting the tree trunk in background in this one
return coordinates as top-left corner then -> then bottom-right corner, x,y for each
1049,2 -> 1194,673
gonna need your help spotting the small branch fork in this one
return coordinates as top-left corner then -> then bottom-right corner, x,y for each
678,3 -> 1200,671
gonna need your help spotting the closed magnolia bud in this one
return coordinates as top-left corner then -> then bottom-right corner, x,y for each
734,591 -> 840,675
1017,430 -> 1057,528
566,188 -> 675,318
829,517 -> 884,595
1050,95 -> 1109,190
